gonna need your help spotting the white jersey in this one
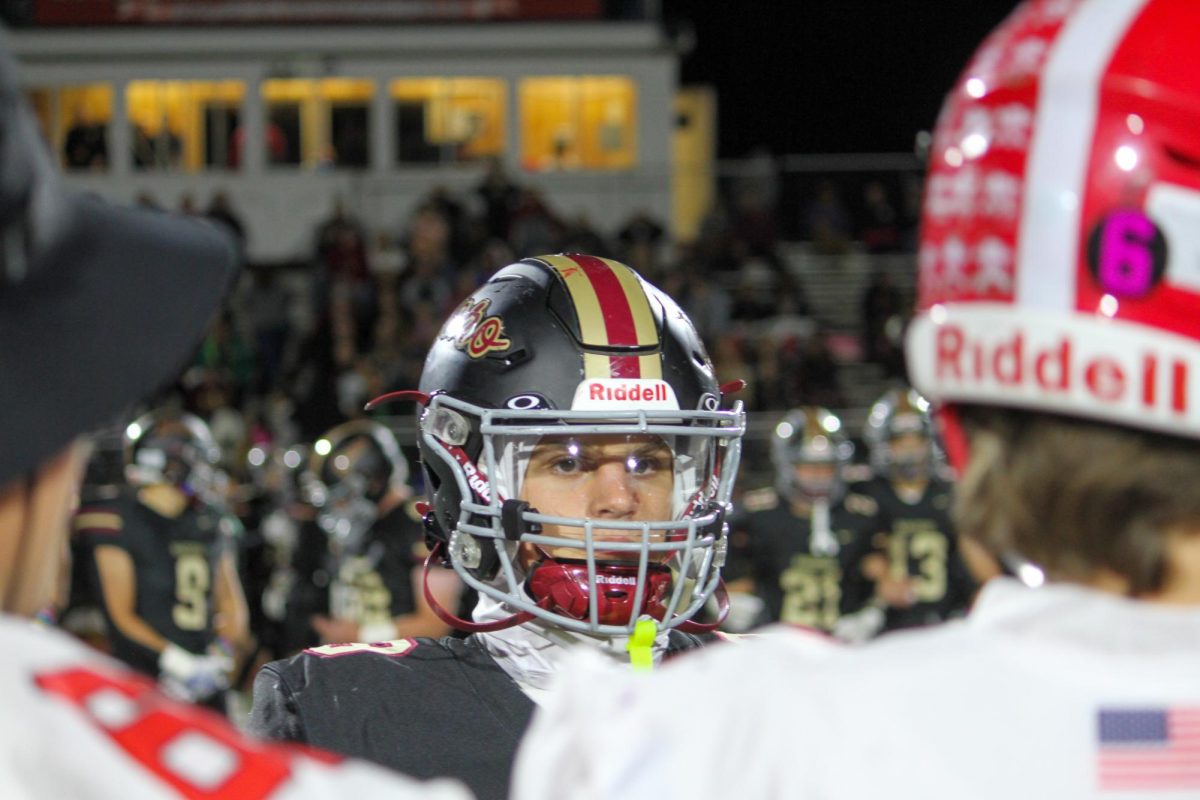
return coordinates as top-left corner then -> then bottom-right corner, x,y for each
514,578 -> 1200,799
0,614 -> 471,800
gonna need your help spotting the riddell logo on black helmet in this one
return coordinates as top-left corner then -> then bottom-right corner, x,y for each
571,379 -> 680,411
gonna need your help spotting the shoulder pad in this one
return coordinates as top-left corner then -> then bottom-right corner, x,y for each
842,492 -> 879,517
740,487 -> 780,513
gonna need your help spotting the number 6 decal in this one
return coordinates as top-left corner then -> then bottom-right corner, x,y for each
1087,209 -> 1167,299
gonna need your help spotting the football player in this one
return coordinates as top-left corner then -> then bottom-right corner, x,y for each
249,253 -> 745,800
0,40 -> 465,798
513,2 -> 1200,797
74,409 -> 249,712
282,419 -> 461,651
853,387 -> 976,633
724,407 -> 876,634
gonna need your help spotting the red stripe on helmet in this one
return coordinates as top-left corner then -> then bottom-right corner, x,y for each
567,254 -> 640,346
566,254 -> 644,378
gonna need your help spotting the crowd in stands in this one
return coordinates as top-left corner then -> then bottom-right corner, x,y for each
62,155 -> 935,733
132,158 -> 921,491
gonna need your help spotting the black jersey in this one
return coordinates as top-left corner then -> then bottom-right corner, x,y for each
73,489 -> 227,676
329,501 -> 426,628
854,476 -> 976,632
727,489 -> 878,631
281,500 -> 427,655
249,630 -> 707,800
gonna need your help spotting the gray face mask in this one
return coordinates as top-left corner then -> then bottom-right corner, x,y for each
890,453 -> 930,483
794,474 -> 837,502
316,478 -> 379,554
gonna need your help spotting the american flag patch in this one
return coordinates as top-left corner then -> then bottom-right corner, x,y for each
1097,709 -> 1200,791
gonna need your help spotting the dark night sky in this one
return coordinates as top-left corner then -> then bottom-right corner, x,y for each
662,2 -> 1023,158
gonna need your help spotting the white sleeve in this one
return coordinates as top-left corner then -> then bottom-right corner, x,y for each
0,618 -> 474,800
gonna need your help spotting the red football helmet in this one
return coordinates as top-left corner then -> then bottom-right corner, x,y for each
906,0 -> 1200,472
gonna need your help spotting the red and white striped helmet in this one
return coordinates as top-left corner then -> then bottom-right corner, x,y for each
906,0 -> 1200,465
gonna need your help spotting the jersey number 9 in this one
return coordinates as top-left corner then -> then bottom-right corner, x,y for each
172,552 -> 210,631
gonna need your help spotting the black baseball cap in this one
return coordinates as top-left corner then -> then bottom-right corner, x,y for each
0,43 -> 238,487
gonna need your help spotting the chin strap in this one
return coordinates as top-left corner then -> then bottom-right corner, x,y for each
675,578 -> 730,634
422,542 -> 539,633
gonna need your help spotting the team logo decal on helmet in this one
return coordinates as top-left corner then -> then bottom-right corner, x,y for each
448,297 -> 511,360
370,253 -> 746,637
906,0 -> 1200,461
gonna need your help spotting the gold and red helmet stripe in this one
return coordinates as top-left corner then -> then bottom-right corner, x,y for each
538,254 -> 662,380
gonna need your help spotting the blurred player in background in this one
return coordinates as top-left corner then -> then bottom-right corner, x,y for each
0,37 -> 467,797
73,409 -> 249,712
238,441 -> 309,667
280,419 -> 460,652
58,426 -> 126,652
513,2 -> 1200,797
852,386 -> 976,634
723,406 -> 876,635
250,254 -> 745,800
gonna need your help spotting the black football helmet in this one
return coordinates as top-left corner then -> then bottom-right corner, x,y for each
863,387 -> 936,482
375,254 -> 745,636
771,406 -> 854,504
124,409 -> 222,498
302,419 -> 409,550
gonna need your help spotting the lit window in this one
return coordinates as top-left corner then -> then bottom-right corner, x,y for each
126,81 -> 245,171
42,84 -> 114,171
520,76 -> 636,171
390,78 -> 505,165
261,78 -> 374,169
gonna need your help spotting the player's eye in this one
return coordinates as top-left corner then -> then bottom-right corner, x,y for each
548,454 -> 584,475
626,451 -> 668,475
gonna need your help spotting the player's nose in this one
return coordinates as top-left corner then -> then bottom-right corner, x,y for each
587,461 -> 638,519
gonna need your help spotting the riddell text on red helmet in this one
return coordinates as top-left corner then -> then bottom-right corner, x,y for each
934,324 -> 1189,413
